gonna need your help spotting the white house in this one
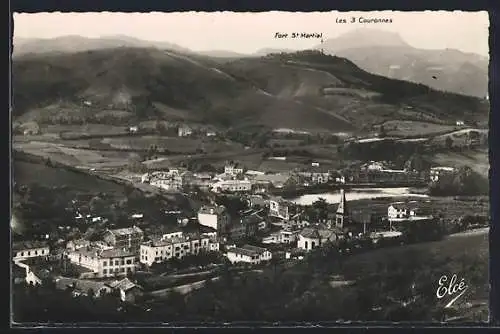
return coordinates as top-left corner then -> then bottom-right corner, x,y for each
297,227 -> 338,252
139,233 -> 213,266
210,179 -> 252,193
12,241 -> 50,262
226,244 -> 272,264
197,205 -> 230,233
67,247 -> 138,278
456,120 -> 465,126
387,201 -> 420,221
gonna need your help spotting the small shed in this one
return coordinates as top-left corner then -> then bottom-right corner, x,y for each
108,278 -> 144,303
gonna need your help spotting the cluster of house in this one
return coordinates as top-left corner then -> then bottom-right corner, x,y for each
127,123 -> 217,138
13,178 -> 436,304
141,160 -> 456,196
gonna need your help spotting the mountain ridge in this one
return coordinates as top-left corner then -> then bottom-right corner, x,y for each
12,47 -> 488,133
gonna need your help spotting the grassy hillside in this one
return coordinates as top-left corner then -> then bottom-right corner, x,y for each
220,51 -> 489,128
13,48 -> 489,132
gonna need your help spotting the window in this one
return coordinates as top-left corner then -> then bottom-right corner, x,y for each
127,268 -> 132,272
103,269 -> 107,274
21,252 -> 24,256
311,242 -> 316,249
114,268 -> 119,273
28,251 -> 31,256
126,259 -> 132,265
121,260 -> 124,265
103,261 -> 107,266
120,268 -> 125,273
304,241 -> 308,249
35,250 -> 38,255
115,260 -> 119,266
41,250 -> 45,254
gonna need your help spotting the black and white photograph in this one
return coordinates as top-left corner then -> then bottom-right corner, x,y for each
10,11 -> 490,325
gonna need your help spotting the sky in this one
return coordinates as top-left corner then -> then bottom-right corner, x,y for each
13,11 -> 490,56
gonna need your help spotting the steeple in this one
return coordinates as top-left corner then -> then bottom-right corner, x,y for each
335,189 -> 349,229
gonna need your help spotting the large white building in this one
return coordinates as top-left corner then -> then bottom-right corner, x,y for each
139,233 -> 219,266
197,205 -> 230,233
67,247 -> 138,278
12,241 -> 50,262
210,179 -> 252,193
226,244 -> 272,264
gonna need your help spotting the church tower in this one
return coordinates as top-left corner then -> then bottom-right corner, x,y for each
335,189 -> 349,229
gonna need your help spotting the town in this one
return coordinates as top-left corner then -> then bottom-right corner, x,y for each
12,155 -> 489,309
11,11 -> 490,324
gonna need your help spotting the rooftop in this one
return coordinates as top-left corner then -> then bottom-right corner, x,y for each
241,244 -> 269,254
55,277 -> 110,293
108,277 -> 142,292
71,246 -> 136,259
198,205 -> 227,215
227,247 -> 261,257
107,226 -> 144,237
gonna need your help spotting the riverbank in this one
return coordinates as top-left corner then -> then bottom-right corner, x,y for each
277,181 -> 429,199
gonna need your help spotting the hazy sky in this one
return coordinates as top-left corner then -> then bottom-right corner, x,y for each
13,11 -> 489,56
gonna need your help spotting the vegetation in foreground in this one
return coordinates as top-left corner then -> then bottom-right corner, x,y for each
12,231 -> 488,323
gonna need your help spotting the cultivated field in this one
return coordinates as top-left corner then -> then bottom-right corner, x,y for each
429,148 -> 489,178
14,160 -> 128,195
381,120 -> 457,137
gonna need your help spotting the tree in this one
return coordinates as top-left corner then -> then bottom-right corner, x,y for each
445,136 -> 453,150
379,125 -> 387,138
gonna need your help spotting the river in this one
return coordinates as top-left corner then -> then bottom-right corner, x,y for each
290,187 -> 429,206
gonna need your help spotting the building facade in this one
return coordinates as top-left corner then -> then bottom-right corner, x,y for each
197,205 -> 230,233
67,247 -> 138,278
210,179 -> 252,193
269,198 -> 290,220
103,226 -> 144,250
297,227 -> 338,252
12,241 -> 50,262
139,233 -> 215,266
226,244 -> 272,264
